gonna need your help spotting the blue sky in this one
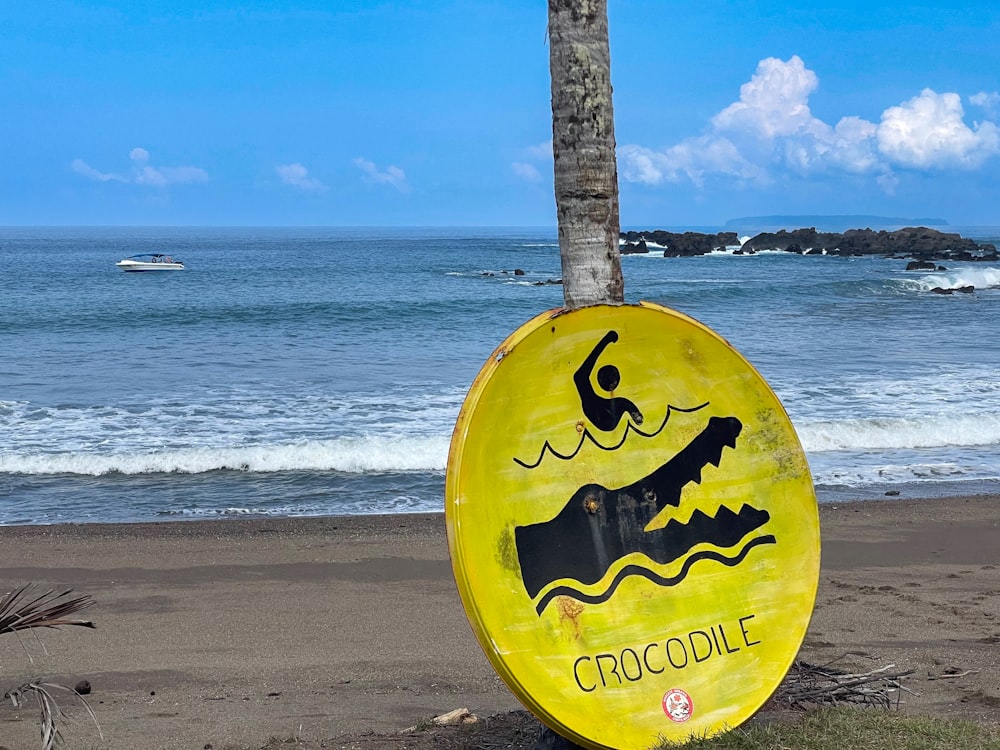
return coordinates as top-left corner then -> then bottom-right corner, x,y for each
2,1 -> 999,227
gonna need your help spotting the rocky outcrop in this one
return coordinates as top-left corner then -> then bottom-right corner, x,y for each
905,260 -> 944,271
740,227 -> 998,262
619,227 -> 998,263
620,230 -> 740,257
930,285 -> 975,294
621,238 -> 648,254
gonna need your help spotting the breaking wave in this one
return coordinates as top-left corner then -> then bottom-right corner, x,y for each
0,436 -> 449,477
798,413 -> 1000,452
905,266 -> 1000,291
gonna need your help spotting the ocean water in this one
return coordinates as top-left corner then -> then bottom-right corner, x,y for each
1,225 -> 999,525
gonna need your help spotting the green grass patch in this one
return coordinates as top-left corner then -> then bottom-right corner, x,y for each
659,707 -> 1000,750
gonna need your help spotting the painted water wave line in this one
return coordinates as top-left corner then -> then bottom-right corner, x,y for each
513,402 -> 709,469
533,535 -> 777,615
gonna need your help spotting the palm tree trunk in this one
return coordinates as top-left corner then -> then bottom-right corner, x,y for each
548,0 -> 624,309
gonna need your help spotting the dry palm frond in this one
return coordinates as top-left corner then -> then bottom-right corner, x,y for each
5,681 -> 102,750
0,585 -> 95,634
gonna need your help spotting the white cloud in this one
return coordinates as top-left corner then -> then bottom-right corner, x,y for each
618,145 -> 665,185
524,140 -> 553,160
620,137 -> 766,188
511,162 -> 543,182
877,89 -> 999,169
823,116 -> 880,173
276,162 -> 327,192
511,141 -> 552,183
711,56 -> 820,139
353,157 -> 408,191
73,148 -> 208,187
619,56 -> 1000,192
71,158 -> 125,182
970,91 -> 1000,117
157,166 -> 210,184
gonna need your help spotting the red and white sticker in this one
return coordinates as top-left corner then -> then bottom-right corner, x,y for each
662,688 -> 693,723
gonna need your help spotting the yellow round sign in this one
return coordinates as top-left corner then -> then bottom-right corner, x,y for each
446,302 -> 819,748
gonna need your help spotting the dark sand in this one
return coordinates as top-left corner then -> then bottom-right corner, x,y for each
0,495 -> 997,749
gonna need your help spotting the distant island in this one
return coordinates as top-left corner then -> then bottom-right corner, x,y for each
724,215 -> 950,233
620,226 -> 998,263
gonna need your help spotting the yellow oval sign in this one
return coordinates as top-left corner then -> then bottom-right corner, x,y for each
446,302 -> 819,748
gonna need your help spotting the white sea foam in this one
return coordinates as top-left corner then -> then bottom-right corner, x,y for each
905,266 -> 1000,291
0,389 -> 463,450
161,505 -> 330,518
774,366 -> 1000,423
8,408 -> 997,479
810,461 -> 989,488
0,435 -> 451,476
7,228 -> 1000,523
700,247 -> 798,256
797,413 -> 1000,452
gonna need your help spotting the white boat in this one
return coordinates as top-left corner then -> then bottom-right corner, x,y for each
116,253 -> 185,272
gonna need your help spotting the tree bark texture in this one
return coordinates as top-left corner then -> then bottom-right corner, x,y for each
548,0 -> 624,309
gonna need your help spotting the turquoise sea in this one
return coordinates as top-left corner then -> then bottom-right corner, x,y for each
2,226 -> 999,525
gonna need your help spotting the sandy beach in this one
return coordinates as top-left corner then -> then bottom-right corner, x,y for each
0,495 -> 997,749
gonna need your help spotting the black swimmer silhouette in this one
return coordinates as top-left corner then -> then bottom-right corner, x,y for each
574,331 -> 644,430
515,416 -> 772,604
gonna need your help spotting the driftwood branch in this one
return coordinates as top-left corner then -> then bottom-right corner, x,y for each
775,656 -> 915,710
928,669 -> 980,680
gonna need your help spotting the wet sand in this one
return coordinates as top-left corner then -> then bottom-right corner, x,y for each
0,495 -> 997,749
